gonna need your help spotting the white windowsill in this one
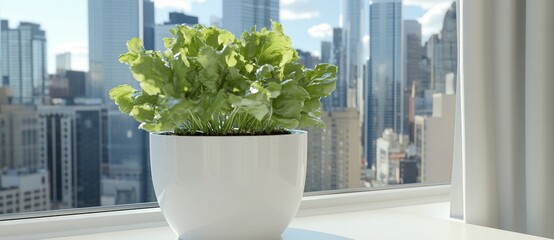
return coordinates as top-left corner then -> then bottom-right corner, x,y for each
4,185 -> 521,240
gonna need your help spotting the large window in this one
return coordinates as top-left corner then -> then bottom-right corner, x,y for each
0,0 -> 457,218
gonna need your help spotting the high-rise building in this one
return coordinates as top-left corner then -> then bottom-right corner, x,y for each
88,1 -> 152,197
168,12 -> 199,25
365,0 -> 403,169
404,20 -> 424,136
37,105 -> 106,209
154,12 -> 199,51
296,49 -> 317,69
143,0 -> 155,51
344,0 -> 364,110
320,41 -> 332,64
439,2 -> 457,93
0,103 -> 39,170
323,28 -> 347,111
88,0 -> 154,101
0,169 -> 50,214
305,108 -> 362,191
425,2 -> 457,94
0,20 -> 47,105
222,0 -> 279,37
49,70 -> 86,103
56,53 -> 72,74
414,93 -> 455,183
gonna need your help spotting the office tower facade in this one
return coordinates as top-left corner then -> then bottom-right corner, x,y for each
154,12 -> 199,51
88,0 -> 155,101
305,108 -> 362,191
56,53 -> 72,74
344,0 -> 364,109
0,169 -> 50,214
0,104 -> 39,170
168,12 -> 199,25
439,2 -> 457,93
296,49 -> 317,68
88,1 -> 152,201
320,41 -> 332,64
323,28 -> 347,111
222,0 -> 279,37
365,0 -> 403,169
143,0 -> 155,51
425,2 -> 457,94
404,20 -> 425,137
49,70 -> 86,103
414,93 -> 455,183
38,105 -> 106,209
0,20 -> 47,105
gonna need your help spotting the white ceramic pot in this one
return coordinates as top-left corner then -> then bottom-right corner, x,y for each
149,130 -> 307,240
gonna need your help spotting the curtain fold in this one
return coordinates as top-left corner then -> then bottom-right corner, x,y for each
453,0 -> 554,238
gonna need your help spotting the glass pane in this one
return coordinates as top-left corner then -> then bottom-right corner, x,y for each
0,0 -> 457,216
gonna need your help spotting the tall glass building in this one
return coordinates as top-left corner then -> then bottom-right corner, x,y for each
0,20 -> 47,105
222,0 -> 279,37
365,0 -> 403,168
88,0 -> 155,202
344,0 -> 364,110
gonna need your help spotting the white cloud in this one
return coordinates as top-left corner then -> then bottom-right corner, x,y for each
280,9 -> 319,20
418,1 -> 452,41
312,50 -> 321,58
404,0 -> 453,10
152,0 -> 205,12
307,23 -> 333,38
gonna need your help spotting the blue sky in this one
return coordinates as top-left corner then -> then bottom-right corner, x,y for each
0,0 -> 454,74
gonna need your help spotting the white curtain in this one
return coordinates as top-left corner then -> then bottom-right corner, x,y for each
451,0 -> 554,238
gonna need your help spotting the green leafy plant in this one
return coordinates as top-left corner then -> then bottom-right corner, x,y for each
109,22 -> 337,136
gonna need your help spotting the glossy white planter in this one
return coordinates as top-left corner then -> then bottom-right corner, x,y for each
149,130 -> 307,240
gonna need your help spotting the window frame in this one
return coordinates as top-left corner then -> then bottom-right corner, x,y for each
0,184 -> 450,239
0,0 -> 461,237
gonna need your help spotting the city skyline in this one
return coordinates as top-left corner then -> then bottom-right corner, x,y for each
0,0 -> 455,74
0,0 -> 458,215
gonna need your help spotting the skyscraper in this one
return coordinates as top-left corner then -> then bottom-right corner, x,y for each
323,28 -> 347,111
365,0 -> 403,169
296,49 -> 317,69
404,20 -> 424,136
343,0 -> 364,110
222,0 -> 279,37
38,105 -> 107,209
320,41 -> 332,64
56,53 -> 72,74
88,0 -> 154,202
439,2 -> 457,93
88,0 -> 140,100
143,0 -> 155,51
425,2 -> 457,94
0,20 -> 47,105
